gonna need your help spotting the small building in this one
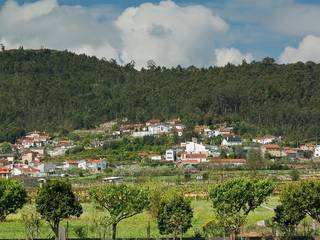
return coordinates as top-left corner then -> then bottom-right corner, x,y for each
314,145 -> 320,158
252,135 -> 277,145
221,136 -> 242,147
0,166 -> 10,178
214,127 -> 233,137
185,142 -> 207,154
165,149 -> 176,161
300,144 -> 315,152
150,155 -> 162,161
148,123 -> 170,135
63,160 -> 79,170
21,151 -> 37,163
132,131 -> 151,138
11,164 -> 39,177
261,144 -> 281,158
86,159 -> 107,172
36,163 -> 56,176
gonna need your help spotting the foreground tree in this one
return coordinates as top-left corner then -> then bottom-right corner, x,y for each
35,180 -> 83,240
209,178 -> 274,238
90,184 -> 149,240
157,195 -> 193,240
0,179 -> 27,221
274,180 -> 320,235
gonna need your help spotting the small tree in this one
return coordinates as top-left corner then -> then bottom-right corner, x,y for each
0,179 -> 27,221
21,205 -> 42,240
35,180 -> 83,240
247,148 -> 264,173
209,178 -> 274,238
90,184 -> 149,240
157,195 -> 193,240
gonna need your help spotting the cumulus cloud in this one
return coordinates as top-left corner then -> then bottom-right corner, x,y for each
214,48 -> 253,66
278,35 -> 320,64
116,1 -> 230,68
0,0 -> 252,68
0,0 -> 121,60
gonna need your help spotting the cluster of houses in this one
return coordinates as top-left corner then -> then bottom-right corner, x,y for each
0,131 -> 108,178
114,118 -> 186,137
0,158 -> 107,178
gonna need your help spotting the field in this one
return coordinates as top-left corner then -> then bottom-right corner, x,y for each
0,196 -> 279,239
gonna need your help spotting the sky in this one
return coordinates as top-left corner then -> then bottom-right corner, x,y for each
0,0 -> 320,68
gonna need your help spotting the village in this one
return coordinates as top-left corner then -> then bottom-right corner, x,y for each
0,118 -> 319,179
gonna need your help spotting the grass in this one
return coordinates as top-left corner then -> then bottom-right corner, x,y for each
0,197 -> 278,239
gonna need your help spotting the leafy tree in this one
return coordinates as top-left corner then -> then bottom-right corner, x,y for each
273,183 -> 306,238
35,180 -> 83,240
90,184 -> 149,240
247,148 -> 264,172
157,195 -> 193,239
209,178 -> 274,237
0,142 -> 12,154
0,179 -> 27,221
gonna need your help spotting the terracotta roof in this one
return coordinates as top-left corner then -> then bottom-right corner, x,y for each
0,166 -> 10,174
65,160 -> 79,164
87,159 -> 104,164
263,144 -> 280,149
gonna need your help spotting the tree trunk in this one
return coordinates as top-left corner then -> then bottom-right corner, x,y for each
52,221 -> 60,240
112,223 -> 117,240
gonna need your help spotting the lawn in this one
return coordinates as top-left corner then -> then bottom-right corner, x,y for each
0,197 -> 278,239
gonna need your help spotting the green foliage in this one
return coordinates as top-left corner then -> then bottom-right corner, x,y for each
209,178 -> 274,234
289,169 -> 300,181
20,205 -> 42,240
73,225 -> 88,240
247,148 -> 265,172
0,142 -> 12,154
35,180 -> 83,239
273,183 -> 306,238
2,50 -> 320,141
157,195 -> 193,238
90,184 -> 149,240
0,179 -> 27,221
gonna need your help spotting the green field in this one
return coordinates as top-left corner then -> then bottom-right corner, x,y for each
0,197 -> 278,239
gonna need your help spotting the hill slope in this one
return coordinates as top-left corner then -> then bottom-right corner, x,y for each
1,49 -> 320,141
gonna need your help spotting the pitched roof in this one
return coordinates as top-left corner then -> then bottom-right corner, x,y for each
263,144 -> 280,149
0,166 -> 10,174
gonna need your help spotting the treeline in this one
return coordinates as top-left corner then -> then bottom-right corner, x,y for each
1,49 -> 320,142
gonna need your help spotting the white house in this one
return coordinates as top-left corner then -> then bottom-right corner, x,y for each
185,142 -> 207,154
221,136 -> 242,147
132,131 -> 151,138
78,159 -> 107,172
314,145 -> 320,158
150,155 -> 162,161
148,124 -> 170,135
63,160 -> 79,170
252,135 -> 277,145
213,127 -> 233,137
203,128 -> 214,138
165,149 -> 176,161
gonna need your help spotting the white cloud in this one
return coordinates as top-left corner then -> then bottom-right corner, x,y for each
0,0 -> 252,68
0,0 -> 121,61
214,48 -> 253,66
279,35 -> 320,64
116,1 -> 230,68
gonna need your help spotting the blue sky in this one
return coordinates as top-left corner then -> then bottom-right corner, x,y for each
0,0 -> 320,68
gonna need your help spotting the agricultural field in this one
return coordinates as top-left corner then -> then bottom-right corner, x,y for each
0,197 -> 278,239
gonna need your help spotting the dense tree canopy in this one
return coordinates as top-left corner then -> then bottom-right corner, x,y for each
0,179 -> 27,221
209,178 -> 274,236
35,180 -> 83,240
1,49 -> 320,141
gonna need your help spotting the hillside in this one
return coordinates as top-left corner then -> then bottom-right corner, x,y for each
1,49 -> 320,142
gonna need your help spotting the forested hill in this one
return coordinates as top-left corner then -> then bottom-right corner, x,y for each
1,49 -> 320,142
